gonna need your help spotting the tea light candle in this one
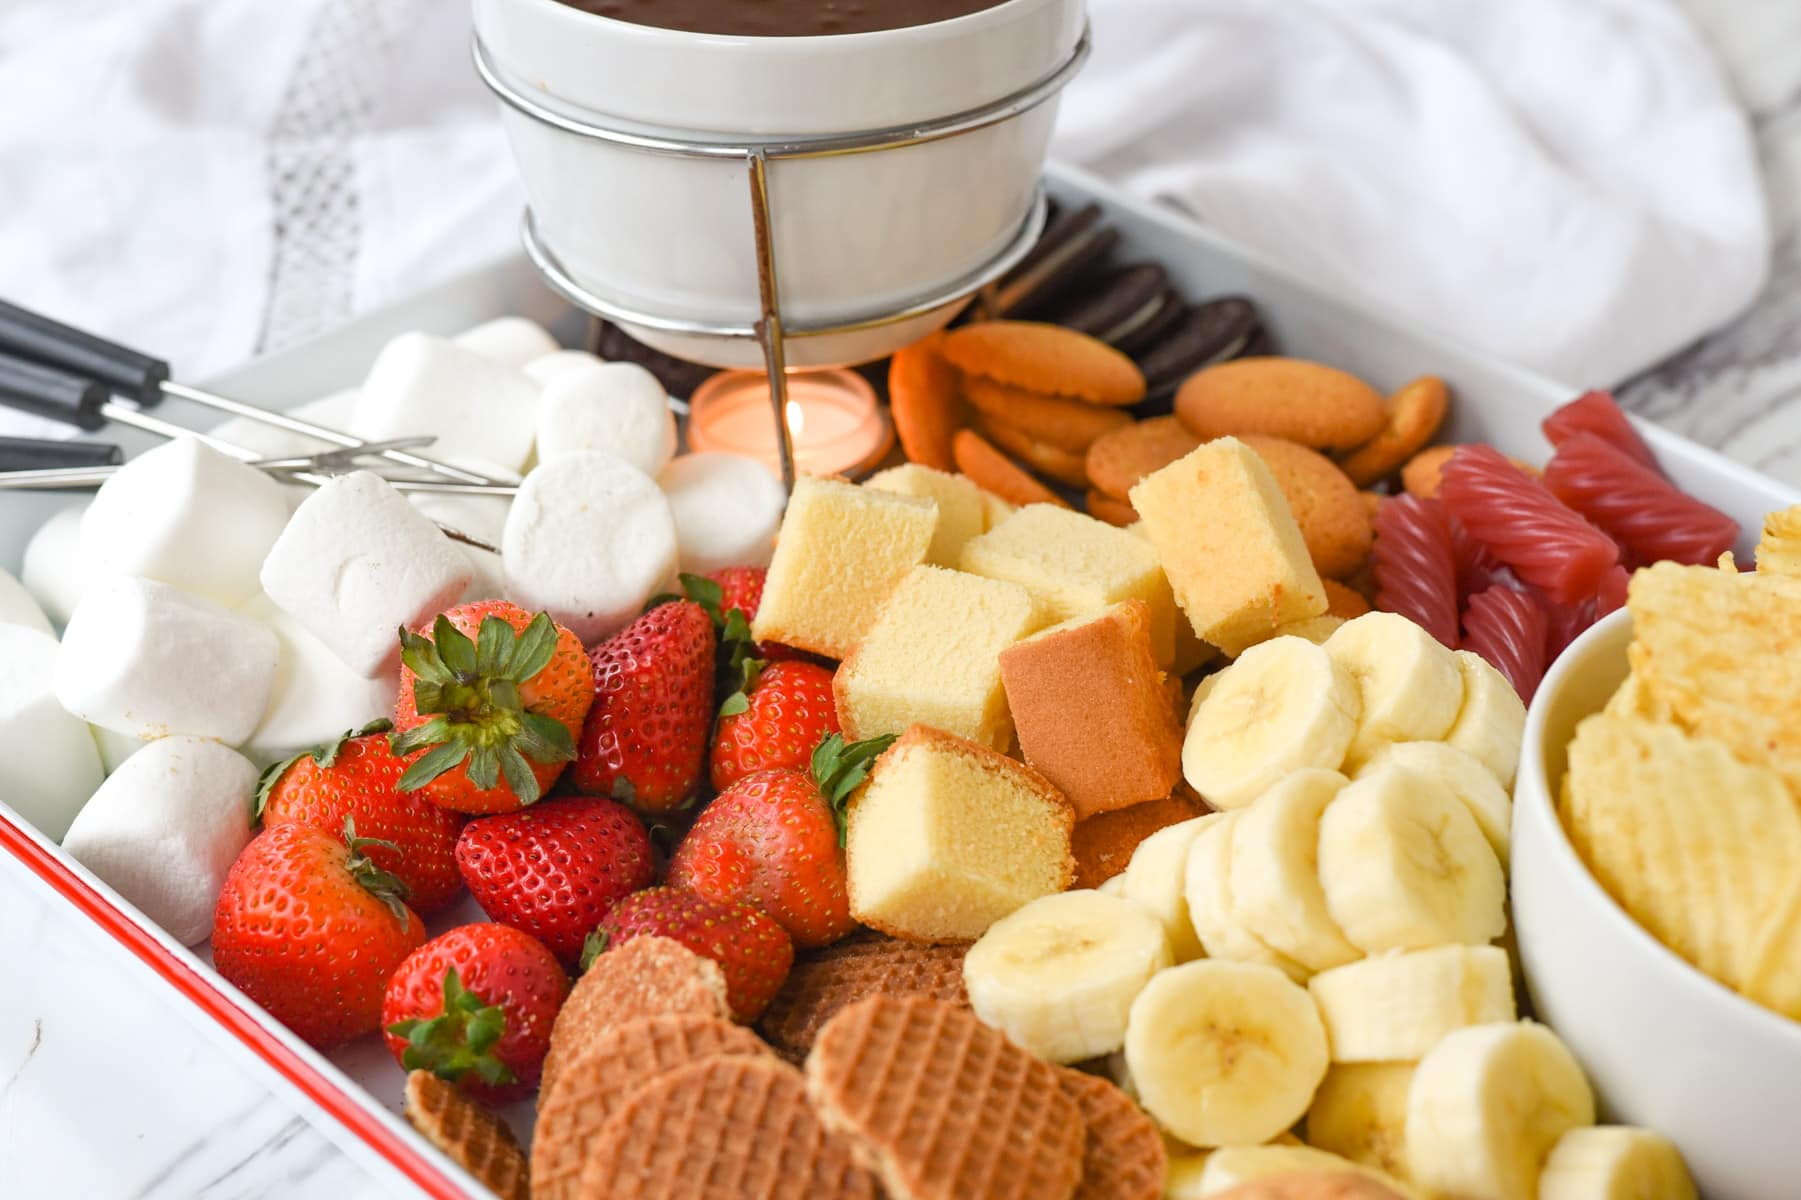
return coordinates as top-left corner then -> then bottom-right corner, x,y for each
687,368 -> 893,480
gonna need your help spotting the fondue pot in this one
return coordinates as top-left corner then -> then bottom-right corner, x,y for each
471,0 -> 1087,373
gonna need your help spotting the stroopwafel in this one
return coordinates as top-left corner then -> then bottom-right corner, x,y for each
758,931 -> 969,1062
401,1070 -> 529,1200
1059,1067 -> 1166,1200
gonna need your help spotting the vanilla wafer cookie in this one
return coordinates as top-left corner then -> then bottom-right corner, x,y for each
576,1054 -> 880,1200
1059,1068 -> 1165,1200
402,1071 -> 529,1200
758,931 -> 970,1062
806,995 -> 1086,1200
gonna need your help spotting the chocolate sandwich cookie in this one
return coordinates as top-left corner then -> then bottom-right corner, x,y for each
1134,296 -> 1263,413
1045,263 -> 1175,348
1114,286 -> 1189,356
590,321 -> 718,401
991,204 -> 1122,319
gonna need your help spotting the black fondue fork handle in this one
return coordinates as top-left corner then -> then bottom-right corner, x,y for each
0,435 -> 123,472
0,299 -> 169,407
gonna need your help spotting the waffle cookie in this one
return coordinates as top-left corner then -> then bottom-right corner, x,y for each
402,1071 -> 529,1200
1058,1068 -> 1166,1200
758,931 -> 970,1061
805,995 -> 1086,1200
576,1055 -> 880,1200
532,1015 -> 771,1200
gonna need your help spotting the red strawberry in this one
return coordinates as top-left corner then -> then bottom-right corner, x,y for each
454,796 -> 654,969
708,660 -> 840,791
708,566 -> 809,662
212,821 -> 426,1049
596,886 -> 793,1021
669,734 -> 890,948
256,721 -> 465,914
391,602 -> 594,815
381,923 -> 569,1104
572,601 -> 714,812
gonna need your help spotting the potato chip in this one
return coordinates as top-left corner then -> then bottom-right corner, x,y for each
1742,880 -> 1801,1022
1601,669 -> 1670,724
1757,505 -> 1801,578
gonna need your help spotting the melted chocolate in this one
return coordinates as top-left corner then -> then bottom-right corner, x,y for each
562,0 -> 1011,38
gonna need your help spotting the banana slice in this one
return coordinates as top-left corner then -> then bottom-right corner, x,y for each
1164,1144 -> 1215,1199
1537,1127 -> 1697,1200
963,889 -> 1172,1064
1124,813 -> 1224,962
1124,959 -> 1328,1148
1184,813 -> 1309,982
1308,944 -> 1515,1062
1307,1062 -> 1416,1181
1443,649 -> 1527,789
1316,765 -> 1506,953
1323,613 -> 1462,768
1183,637 -> 1360,809
1226,768 -> 1361,973
1096,871 -> 1127,898
1197,1144 -> 1419,1197
1187,670 -> 1223,726
1356,742 -> 1513,868
1406,1022 -> 1596,1200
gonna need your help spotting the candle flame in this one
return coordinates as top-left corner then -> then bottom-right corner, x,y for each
785,399 -> 805,438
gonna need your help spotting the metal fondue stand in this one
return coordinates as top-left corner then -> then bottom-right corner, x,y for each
473,26 -> 1090,492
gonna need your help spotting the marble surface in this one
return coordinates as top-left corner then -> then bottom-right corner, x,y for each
2,3 -> 1799,1198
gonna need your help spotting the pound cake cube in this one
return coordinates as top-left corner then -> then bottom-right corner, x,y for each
846,725 -> 1074,942
958,504 -> 1177,666
865,464 -> 985,567
1130,437 -> 1326,657
751,475 -> 937,659
835,566 -> 1039,750
999,600 -> 1182,819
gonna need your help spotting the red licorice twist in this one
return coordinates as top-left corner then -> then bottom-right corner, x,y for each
1542,390 -> 1661,473
1373,494 -> 1460,649
1542,594 -> 1596,661
1438,445 -> 1620,607
1462,584 -> 1549,703
1544,432 -> 1738,568
1449,513 -> 1506,601
1596,563 -> 1630,616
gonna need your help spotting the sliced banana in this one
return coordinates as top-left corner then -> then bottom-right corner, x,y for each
1164,1144 -> 1214,1199
1182,637 -> 1360,810
1124,959 -> 1328,1148
1124,813 -> 1224,962
1197,1144 -> 1418,1197
1096,871 -> 1127,898
1443,649 -> 1527,789
1316,764 -> 1506,954
1184,812 -> 1308,982
1187,669 -> 1223,726
1406,1022 -> 1596,1200
1226,768 -> 1361,973
963,889 -> 1172,1064
1537,1126 -> 1697,1200
1356,741 -> 1513,868
1306,1062 -> 1416,1182
1308,944 -> 1515,1062
1323,612 -> 1462,768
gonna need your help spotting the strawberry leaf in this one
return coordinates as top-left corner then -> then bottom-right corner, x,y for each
578,930 -> 610,974
506,614 -> 559,684
397,740 -> 472,793
387,968 -> 517,1087
475,615 -> 510,675
717,691 -> 750,719
399,626 -> 455,686
466,744 -> 502,792
679,573 -> 726,622
341,817 -> 413,922
516,713 -> 576,764
498,745 -> 539,806
812,733 -> 898,844
434,615 -> 478,678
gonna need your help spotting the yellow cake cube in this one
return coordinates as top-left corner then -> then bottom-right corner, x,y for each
978,489 -> 1016,531
1128,522 -> 1220,675
845,725 -> 1074,942
865,464 -> 985,568
958,504 -> 1177,665
1130,437 -> 1326,656
751,474 -> 937,659
835,565 -> 1039,750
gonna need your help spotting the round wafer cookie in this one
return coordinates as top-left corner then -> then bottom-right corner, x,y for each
953,429 -> 1068,509
532,1015 -> 770,1200
944,321 -> 1146,407
890,332 -> 966,472
1085,416 -> 1201,500
1175,358 -> 1385,451
758,931 -> 970,1062
978,416 -> 1092,488
1334,375 -> 1449,487
402,1071 -> 529,1200
1237,435 -> 1372,580
576,1055 -> 880,1200
1058,1068 -> 1165,1200
805,995 -> 1086,1200
962,377 -> 1133,454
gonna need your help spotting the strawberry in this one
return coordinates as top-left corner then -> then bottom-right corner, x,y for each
454,796 -> 655,969
596,886 -> 793,1021
572,601 -> 714,813
212,820 -> 426,1049
390,602 -> 594,815
668,734 -> 891,948
708,660 -> 840,792
255,721 -> 465,915
707,566 -> 809,663
381,923 -> 569,1104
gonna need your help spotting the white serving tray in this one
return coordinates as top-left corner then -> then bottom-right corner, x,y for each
3,162 -> 1797,1198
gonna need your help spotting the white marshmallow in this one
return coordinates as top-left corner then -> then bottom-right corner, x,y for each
0,565 -> 54,637
405,472 -> 515,603
534,361 -> 676,477
524,349 -> 607,387
260,471 -> 473,677
239,595 -> 400,768
658,453 -> 787,575
90,724 -> 147,775
454,317 -> 561,368
56,577 -> 280,744
81,438 -> 290,606
61,737 -> 258,945
503,451 -> 677,644
352,333 -> 539,471
0,627 -> 104,841
22,505 -> 98,627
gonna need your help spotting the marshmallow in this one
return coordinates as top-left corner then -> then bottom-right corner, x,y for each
61,737 -> 258,945
239,595 -> 400,768
352,333 -> 539,471
534,361 -> 676,477
56,577 -> 280,744
0,565 -> 54,637
454,317 -> 561,368
260,471 -> 473,677
90,723 -> 147,776
81,438 -> 290,606
503,451 -> 678,644
0,627 -> 104,841
658,453 -> 787,575
22,505 -> 98,626
405,473 -> 515,603
524,349 -> 607,387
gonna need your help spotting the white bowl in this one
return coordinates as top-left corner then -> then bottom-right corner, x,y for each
473,0 -> 1084,368
1513,609 -> 1801,1200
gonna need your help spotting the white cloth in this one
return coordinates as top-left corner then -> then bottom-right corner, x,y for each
0,0 -> 1770,443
